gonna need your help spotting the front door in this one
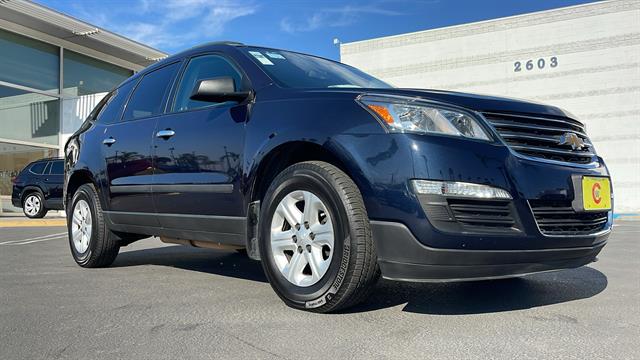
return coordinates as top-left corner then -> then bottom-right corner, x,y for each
152,54 -> 248,240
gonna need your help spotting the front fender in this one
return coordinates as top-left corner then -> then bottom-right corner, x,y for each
243,95 -> 415,218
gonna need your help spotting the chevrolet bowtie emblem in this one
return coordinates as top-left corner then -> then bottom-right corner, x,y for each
559,132 -> 587,150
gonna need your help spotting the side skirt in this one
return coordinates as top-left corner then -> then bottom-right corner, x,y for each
104,211 -> 247,246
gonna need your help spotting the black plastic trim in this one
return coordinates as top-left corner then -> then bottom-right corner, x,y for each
104,211 -> 246,246
110,184 -> 233,194
371,220 -> 606,282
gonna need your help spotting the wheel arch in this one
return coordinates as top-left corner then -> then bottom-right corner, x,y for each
248,141 -> 372,206
21,186 -> 44,203
66,170 -> 103,211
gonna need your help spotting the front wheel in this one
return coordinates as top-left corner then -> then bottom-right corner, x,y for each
259,161 -> 379,313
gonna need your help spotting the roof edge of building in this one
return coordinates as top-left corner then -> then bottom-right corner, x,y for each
0,0 -> 168,67
341,0 -> 629,49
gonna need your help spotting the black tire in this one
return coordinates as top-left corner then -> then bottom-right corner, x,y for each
67,183 -> 119,267
259,161 -> 379,313
22,191 -> 47,218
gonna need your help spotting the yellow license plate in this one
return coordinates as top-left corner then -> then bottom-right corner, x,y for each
582,176 -> 611,211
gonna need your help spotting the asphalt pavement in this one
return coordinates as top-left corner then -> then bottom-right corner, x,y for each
0,220 -> 638,359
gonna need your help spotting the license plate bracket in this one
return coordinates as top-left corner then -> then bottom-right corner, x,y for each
571,175 -> 612,212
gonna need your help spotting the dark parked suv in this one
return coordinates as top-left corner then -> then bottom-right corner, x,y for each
12,158 -> 65,218
64,42 -> 612,312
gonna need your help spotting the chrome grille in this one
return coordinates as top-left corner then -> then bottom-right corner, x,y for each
482,112 -> 596,164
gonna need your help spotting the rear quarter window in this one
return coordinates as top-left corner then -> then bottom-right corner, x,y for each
49,160 -> 64,175
96,80 -> 137,125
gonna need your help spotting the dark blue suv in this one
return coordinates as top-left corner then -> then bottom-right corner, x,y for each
64,42 -> 612,312
12,158 -> 65,218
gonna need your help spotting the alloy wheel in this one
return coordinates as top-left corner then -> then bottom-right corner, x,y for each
71,199 -> 92,253
24,195 -> 41,216
270,190 -> 335,287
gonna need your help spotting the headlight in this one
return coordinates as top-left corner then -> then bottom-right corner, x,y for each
357,95 -> 491,140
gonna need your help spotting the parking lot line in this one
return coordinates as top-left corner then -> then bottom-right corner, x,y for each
6,235 -> 68,245
0,232 -> 67,245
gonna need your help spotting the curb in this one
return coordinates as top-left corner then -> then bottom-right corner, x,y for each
613,213 -> 640,221
0,218 -> 67,228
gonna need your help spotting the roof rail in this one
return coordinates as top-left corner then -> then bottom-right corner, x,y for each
185,41 -> 245,52
34,157 -> 64,162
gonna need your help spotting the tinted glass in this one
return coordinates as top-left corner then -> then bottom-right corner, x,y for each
49,161 -> 64,174
0,29 -> 59,93
96,80 -> 137,124
242,47 -> 391,89
30,162 -> 46,174
0,85 -> 59,146
63,50 -> 133,96
173,55 -> 244,111
123,62 -> 180,121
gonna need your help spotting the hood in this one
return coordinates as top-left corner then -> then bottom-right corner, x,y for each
299,87 -> 575,119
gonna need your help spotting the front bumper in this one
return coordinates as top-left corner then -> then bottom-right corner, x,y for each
371,221 -> 607,281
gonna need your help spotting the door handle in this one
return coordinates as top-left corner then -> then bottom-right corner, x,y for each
156,129 -> 176,139
103,137 -> 116,146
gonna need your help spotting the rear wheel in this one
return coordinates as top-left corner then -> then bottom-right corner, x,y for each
259,161 -> 379,312
68,183 -> 119,267
23,191 -> 47,218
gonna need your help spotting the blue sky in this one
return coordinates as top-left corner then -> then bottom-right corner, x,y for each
36,0 -> 598,60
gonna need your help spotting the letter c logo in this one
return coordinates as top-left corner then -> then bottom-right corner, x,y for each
592,183 -> 602,204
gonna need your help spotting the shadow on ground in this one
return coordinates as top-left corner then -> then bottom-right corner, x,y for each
113,244 -> 268,283
113,245 -> 607,315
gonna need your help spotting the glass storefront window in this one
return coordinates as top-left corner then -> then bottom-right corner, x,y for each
0,142 -> 57,212
0,85 -> 59,146
0,29 -> 59,93
63,50 -> 133,96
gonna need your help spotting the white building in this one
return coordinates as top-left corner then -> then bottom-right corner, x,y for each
341,0 -> 640,213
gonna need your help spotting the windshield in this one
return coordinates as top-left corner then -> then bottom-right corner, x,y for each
242,47 -> 392,89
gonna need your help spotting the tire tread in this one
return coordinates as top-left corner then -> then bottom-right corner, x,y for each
264,161 -> 379,313
70,183 -> 119,267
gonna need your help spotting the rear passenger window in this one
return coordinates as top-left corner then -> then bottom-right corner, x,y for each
173,55 -> 245,112
49,161 -> 64,175
96,80 -> 137,124
123,62 -> 180,121
29,162 -> 46,174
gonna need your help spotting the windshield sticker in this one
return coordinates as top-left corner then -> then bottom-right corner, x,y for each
249,51 -> 274,65
266,52 -> 286,60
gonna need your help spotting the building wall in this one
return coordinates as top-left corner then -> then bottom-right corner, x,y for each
341,0 -> 640,213
0,26 -> 134,212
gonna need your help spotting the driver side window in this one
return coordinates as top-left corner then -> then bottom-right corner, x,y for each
173,54 -> 244,112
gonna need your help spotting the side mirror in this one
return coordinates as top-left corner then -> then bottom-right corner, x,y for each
189,77 -> 251,103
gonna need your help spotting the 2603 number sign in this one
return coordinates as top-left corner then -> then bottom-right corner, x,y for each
514,57 -> 558,72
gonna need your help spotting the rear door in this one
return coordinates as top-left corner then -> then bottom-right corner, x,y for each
152,54 -> 249,241
100,61 -> 181,226
43,160 -> 64,209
